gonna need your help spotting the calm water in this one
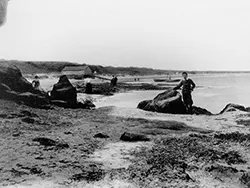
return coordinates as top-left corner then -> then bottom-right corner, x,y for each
36,73 -> 250,114
94,73 -> 250,113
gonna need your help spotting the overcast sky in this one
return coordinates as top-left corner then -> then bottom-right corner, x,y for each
0,0 -> 250,71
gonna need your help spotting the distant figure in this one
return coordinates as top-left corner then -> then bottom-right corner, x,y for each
111,75 -> 118,87
85,78 -> 92,94
32,75 -> 41,90
173,72 -> 196,114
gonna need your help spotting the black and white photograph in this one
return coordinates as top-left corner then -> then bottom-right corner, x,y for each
1,0 -> 250,187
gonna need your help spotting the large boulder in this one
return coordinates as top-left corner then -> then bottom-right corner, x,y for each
0,64 -> 49,108
137,89 -> 187,114
50,75 -> 77,104
0,64 -> 41,94
50,75 -> 95,109
137,89 -> 213,115
220,103 -> 247,114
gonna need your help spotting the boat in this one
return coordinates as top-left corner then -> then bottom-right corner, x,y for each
154,78 -> 181,83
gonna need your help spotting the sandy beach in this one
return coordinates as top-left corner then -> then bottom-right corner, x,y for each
2,0 -> 250,187
1,73 -> 250,187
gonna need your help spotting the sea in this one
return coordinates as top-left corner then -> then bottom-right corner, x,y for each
36,73 -> 250,114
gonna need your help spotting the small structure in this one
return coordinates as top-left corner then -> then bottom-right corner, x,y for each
62,65 -> 93,79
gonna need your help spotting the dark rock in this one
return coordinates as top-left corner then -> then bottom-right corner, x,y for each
20,110 -> 39,118
22,117 -> 35,124
220,103 -> 246,114
0,64 -> 40,94
64,131 -> 73,135
70,168 -> 105,182
32,137 -> 69,149
120,132 -> 150,142
79,99 -> 95,109
94,133 -> 110,139
33,137 -> 57,147
12,133 -> 20,137
137,89 -> 187,114
193,106 -> 213,115
35,156 -> 44,160
50,75 -> 95,109
15,92 -> 49,108
50,75 -> 77,104
0,64 -> 49,108
137,100 -> 152,110
30,167 -> 43,175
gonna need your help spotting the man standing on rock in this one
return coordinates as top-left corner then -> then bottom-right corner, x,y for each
174,72 -> 196,114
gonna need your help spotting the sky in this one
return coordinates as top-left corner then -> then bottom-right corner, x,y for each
0,0 -> 250,71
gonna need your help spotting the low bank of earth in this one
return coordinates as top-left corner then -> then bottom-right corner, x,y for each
1,100 -> 250,188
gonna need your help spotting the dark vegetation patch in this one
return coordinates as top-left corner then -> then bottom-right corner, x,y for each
22,117 -> 35,124
214,132 -> 250,143
110,135 -> 246,187
240,173 -> 250,187
120,132 -> 150,142
70,165 -> 105,182
205,164 -> 238,174
236,119 -> 250,126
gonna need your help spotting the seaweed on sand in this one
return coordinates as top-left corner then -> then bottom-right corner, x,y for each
112,135 -> 246,187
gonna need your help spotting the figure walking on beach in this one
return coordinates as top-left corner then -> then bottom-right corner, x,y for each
174,72 -> 196,114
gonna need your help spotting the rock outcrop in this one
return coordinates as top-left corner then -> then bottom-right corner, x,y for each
137,89 -> 187,114
220,103 -> 247,114
137,89 -> 213,115
50,75 -> 95,109
0,64 -> 49,108
50,75 -> 77,104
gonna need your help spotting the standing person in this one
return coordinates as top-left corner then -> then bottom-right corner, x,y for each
110,75 -> 115,87
110,75 -> 118,87
85,78 -> 92,94
113,76 -> 118,87
173,72 -> 196,114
